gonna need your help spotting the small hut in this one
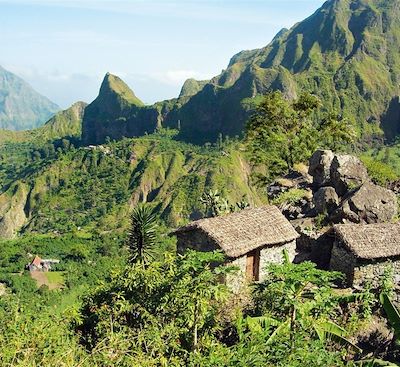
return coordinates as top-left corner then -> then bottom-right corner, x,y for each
172,206 -> 299,289
27,255 -> 43,271
330,223 -> 400,288
27,255 -> 60,272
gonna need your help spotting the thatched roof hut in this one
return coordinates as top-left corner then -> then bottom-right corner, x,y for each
172,205 -> 299,258
173,206 -> 299,286
330,223 -> 400,288
333,223 -> 400,260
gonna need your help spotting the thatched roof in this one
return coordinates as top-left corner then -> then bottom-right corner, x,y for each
334,223 -> 400,260
172,206 -> 299,258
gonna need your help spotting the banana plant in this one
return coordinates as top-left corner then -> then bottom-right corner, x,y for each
380,293 -> 400,340
313,320 -> 361,353
239,313 -> 361,352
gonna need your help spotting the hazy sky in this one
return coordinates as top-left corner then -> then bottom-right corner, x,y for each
0,0 -> 326,108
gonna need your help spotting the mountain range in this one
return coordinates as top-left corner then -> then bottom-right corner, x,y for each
2,0 -> 400,239
0,65 -> 60,131
81,0 -> 400,145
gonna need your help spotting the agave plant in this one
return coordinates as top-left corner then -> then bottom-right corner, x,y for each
127,205 -> 158,267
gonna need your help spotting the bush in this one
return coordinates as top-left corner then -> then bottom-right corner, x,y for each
361,156 -> 398,186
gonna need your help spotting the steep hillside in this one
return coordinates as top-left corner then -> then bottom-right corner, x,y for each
82,0 -> 400,144
0,133 -> 266,238
0,65 -> 60,130
0,102 -> 87,193
0,101 -> 86,144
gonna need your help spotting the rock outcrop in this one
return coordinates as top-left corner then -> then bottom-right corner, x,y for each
313,187 -> 339,215
270,149 -> 398,225
269,149 -> 398,267
306,150 -> 397,224
331,182 -> 397,224
308,150 -> 334,187
330,155 -> 369,196
0,182 -> 29,238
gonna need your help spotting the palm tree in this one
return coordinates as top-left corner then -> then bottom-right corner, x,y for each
127,205 -> 157,267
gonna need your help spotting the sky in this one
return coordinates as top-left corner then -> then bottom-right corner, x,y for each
0,0 -> 326,108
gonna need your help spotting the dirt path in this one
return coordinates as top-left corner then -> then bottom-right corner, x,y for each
29,270 -> 54,289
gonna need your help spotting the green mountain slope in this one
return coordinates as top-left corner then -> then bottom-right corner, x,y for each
0,132 -> 266,238
82,0 -> 400,145
0,102 -> 87,194
0,101 -> 86,144
0,65 -> 60,130
169,0 -> 400,142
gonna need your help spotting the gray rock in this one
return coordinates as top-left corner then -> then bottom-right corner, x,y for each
0,283 -> 6,296
0,182 -> 29,239
330,182 -> 398,224
330,154 -> 368,196
313,186 -> 339,215
308,150 -> 334,187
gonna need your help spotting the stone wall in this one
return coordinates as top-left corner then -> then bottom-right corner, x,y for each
353,258 -> 400,289
225,241 -> 296,292
176,230 -> 218,254
259,240 -> 296,281
177,230 -> 297,292
330,241 -> 400,290
329,242 -> 357,286
225,255 -> 248,293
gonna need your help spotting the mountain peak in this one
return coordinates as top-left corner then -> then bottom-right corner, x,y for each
179,78 -> 209,98
0,65 -> 60,130
99,73 -> 144,107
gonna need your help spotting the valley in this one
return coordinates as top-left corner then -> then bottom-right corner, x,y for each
2,0 -> 400,366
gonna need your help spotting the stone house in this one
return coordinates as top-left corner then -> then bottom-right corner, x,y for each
172,206 -> 299,289
27,255 -> 60,272
330,224 -> 400,288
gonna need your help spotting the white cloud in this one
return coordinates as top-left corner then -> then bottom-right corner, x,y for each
148,69 -> 213,86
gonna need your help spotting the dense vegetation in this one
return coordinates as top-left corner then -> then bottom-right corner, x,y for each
1,223 -> 400,366
1,88 -> 400,365
2,0 -> 400,364
245,91 -> 355,183
0,128 -> 266,239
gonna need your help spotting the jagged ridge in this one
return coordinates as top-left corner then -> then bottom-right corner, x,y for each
81,0 -> 400,145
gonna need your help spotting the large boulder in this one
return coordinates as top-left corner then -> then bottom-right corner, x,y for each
330,155 -> 368,196
308,150 -> 334,187
313,186 -> 339,215
330,182 -> 398,224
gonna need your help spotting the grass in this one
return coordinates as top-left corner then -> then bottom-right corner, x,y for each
45,271 -> 65,287
30,271 -> 65,290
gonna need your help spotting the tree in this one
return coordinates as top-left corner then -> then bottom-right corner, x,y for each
245,91 -> 355,183
127,205 -> 157,267
200,189 -> 250,218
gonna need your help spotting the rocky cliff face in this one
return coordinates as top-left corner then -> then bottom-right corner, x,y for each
0,183 -> 29,238
81,0 -> 400,145
0,65 -> 60,130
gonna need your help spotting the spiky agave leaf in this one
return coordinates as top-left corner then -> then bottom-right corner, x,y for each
127,205 -> 158,266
